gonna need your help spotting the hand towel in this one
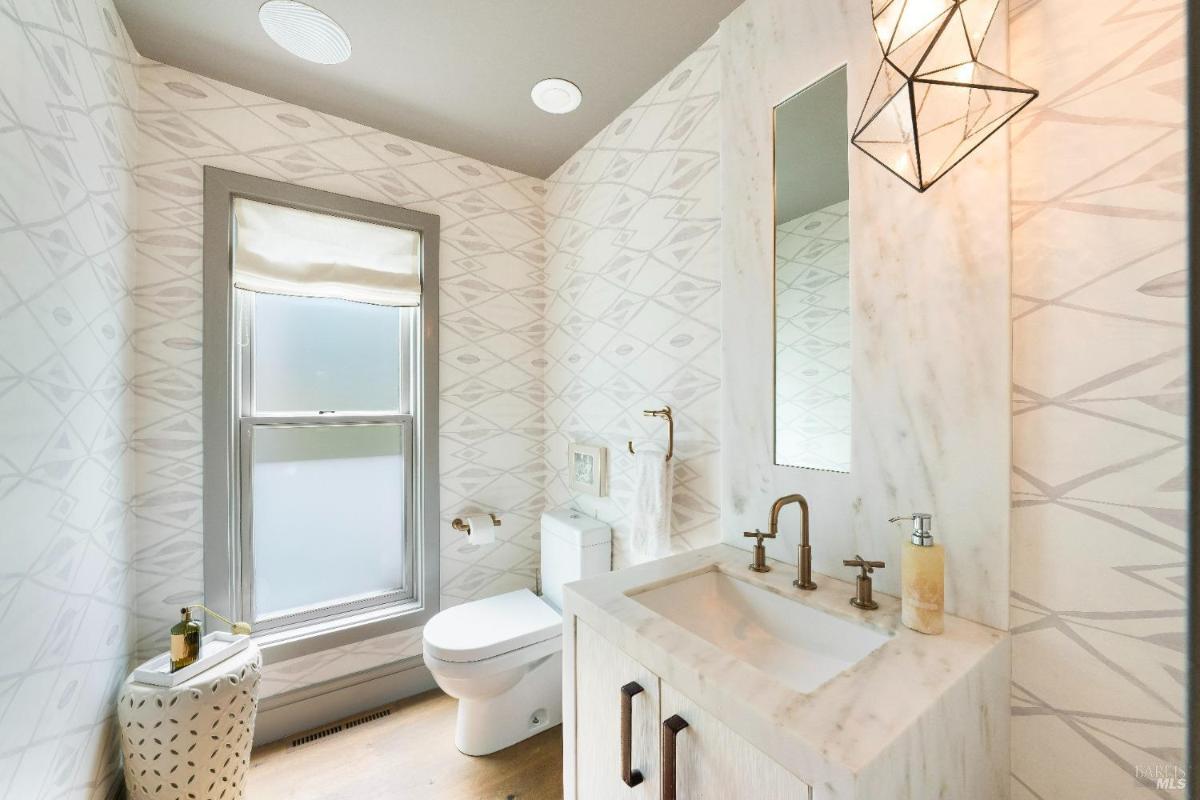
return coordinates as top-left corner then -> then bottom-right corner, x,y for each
629,449 -> 673,563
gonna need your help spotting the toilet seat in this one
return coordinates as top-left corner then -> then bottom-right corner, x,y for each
422,634 -> 560,681
423,588 -> 561,663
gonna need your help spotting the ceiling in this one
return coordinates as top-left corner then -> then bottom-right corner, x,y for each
774,67 -> 850,224
113,0 -> 743,179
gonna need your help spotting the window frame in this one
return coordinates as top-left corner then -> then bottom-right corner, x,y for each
203,167 -> 440,664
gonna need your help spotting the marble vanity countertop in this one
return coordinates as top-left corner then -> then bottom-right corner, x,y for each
562,544 -> 1008,796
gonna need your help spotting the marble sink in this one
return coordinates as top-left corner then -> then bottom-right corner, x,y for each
563,545 -> 1010,797
628,568 -> 891,694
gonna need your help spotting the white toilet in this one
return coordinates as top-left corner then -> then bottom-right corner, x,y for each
423,509 -> 611,755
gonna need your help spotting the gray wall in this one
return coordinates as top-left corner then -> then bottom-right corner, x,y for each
773,67 -> 848,224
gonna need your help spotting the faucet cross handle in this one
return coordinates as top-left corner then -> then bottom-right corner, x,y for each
744,529 -> 773,573
842,554 -> 885,576
743,528 -> 776,542
843,555 -> 885,610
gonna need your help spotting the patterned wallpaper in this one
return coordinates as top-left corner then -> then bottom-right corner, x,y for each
774,200 -> 851,472
1008,0 -> 1188,797
132,61 -> 548,695
0,1 -> 139,797
541,36 -> 723,567
3,0 -> 1187,787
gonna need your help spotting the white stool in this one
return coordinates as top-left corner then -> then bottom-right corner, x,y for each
118,643 -> 262,800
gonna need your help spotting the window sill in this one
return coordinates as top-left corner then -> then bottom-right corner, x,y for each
252,596 -> 436,664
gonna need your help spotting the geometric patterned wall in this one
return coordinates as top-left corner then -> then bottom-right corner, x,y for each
774,200 -> 850,472
5,0 -> 1185,783
1008,0 -> 1188,797
132,60 -> 548,697
0,1 -> 139,797
130,32 -> 725,701
542,35 -> 723,566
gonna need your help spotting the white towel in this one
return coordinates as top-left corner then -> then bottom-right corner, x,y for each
629,450 -> 673,563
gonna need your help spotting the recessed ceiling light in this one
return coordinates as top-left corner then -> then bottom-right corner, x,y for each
531,78 -> 582,114
259,1 -> 351,65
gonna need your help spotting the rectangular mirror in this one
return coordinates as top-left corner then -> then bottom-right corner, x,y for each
774,66 -> 850,472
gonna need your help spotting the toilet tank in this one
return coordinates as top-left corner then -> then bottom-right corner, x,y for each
539,510 -> 611,612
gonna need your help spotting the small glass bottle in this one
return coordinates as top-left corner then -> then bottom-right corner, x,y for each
170,607 -> 202,672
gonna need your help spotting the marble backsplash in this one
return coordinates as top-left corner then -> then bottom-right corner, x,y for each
718,0 -> 1013,631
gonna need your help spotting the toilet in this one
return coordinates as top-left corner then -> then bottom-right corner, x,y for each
423,509 -> 611,755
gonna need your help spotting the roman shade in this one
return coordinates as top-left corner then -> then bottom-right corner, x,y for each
233,197 -> 422,306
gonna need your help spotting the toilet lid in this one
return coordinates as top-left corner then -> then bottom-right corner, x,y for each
423,588 -> 562,663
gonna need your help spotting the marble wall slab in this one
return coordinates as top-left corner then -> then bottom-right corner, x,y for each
0,2 -> 140,797
719,0 -> 1013,630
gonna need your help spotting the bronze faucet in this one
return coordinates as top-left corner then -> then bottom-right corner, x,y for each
743,493 -> 816,583
769,494 -> 816,590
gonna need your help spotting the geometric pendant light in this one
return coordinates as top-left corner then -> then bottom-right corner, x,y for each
851,0 -> 1038,192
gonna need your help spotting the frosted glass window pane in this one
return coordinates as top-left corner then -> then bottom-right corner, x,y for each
251,424 -> 406,619
253,292 -> 401,413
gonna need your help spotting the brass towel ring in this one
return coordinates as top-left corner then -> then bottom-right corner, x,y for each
627,406 -> 673,461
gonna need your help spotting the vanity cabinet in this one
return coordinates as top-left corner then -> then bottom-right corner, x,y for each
572,620 -> 811,800
576,621 -> 662,799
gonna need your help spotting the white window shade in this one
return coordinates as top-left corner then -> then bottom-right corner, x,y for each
233,198 -> 422,307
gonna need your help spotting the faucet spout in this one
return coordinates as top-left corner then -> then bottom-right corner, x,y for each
769,494 -> 817,590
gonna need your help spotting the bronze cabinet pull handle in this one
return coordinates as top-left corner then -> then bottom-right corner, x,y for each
620,682 -> 644,787
661,714 -> 689,800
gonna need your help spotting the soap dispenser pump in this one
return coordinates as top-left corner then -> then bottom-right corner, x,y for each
891,513 -> 944,635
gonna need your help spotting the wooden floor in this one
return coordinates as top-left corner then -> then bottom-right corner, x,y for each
248,689 -> 563,800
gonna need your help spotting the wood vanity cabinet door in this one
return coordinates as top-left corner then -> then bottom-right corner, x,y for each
575,621 -> 661,799
660,683 -> 812,800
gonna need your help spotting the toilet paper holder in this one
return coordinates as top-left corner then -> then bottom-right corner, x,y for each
452,513 -> 502,534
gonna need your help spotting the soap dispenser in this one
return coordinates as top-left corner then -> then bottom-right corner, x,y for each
891,513 -> 944,635
170,607 -> 202,672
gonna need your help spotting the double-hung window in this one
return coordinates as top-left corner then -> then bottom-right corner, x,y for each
203,169 -> 439,660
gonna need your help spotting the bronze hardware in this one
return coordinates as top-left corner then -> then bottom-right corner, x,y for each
627,406 -> 674,461
743,529 -> 776,572
620,682 -> 644,788
451,513 -> 502,534
843,554 -> 885,610
767,494 -> 816,590
661,714 -> 688,800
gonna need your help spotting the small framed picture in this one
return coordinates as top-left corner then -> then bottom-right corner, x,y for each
567,443 -> 608,497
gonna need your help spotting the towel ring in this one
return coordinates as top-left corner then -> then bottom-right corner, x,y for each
627,407 -> 673,462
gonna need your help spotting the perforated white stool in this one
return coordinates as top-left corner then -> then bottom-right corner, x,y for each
118,643 -> 262,800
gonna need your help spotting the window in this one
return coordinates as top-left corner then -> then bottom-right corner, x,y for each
237,292 -> 415,630
203,168 -> 439,661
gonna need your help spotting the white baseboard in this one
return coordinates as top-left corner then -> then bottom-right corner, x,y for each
254,656 -> 438,746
